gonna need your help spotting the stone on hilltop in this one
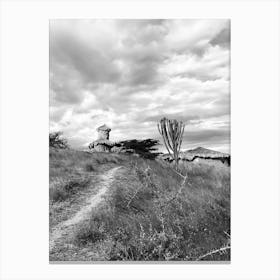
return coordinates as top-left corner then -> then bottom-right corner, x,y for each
89,124 -> 115,152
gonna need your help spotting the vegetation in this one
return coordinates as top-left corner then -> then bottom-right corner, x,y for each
117,138 -> 161,159
49,131 -> 69,149
49,148 -> 230,261
49,148 -> 125,229
50,178 -> 90,202
73,158 -> 230,261
158,118 -> 185,169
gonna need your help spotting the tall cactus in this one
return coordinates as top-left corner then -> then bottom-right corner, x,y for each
157,118 -> 185,169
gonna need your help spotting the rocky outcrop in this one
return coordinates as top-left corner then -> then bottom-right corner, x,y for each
88,125 -> 137,154
89,124 -> 115,152
89,139 -> 116,152
97,124 -> 111,140
111,145 -> 135,154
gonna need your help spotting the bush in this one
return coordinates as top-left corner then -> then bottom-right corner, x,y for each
49,131 -> 69,149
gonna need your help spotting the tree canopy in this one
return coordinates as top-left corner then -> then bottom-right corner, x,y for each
117,138 -> 161,159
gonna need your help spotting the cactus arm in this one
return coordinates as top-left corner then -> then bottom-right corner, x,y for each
158,121 -> 172,156
157,118 -> 185,169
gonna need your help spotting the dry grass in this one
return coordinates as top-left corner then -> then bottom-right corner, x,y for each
50,178 -> 90,202
49,149 -> 133,231
71,154 -> 230,261
50,148 -> 230,261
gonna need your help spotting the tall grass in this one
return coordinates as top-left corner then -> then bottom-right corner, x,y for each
50,178 -> 90,202
74,158 -> 230,261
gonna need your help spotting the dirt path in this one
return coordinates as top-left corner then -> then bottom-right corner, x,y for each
49,166 -> 122,252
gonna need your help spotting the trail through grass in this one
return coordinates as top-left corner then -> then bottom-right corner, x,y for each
49,149 -> 230,261
49,166 -> 122,256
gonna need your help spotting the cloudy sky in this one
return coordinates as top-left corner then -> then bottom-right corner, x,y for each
50,19 -> 230,153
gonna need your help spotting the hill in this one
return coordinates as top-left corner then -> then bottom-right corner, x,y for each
184,147 -> 229,157
161,147 -> 230,165
49,148 -> 230,262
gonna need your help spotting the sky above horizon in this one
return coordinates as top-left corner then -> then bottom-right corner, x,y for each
50,19 -> 230,153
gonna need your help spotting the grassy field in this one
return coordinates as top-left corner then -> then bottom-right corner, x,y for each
49,148 -> 230,261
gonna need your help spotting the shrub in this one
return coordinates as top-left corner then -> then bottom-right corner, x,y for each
49,131 -> 69,149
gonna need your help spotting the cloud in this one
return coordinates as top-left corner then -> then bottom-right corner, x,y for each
210,24 -> 231,49
50,19 -> 230,153
51,31 -> 121,84
183,128 -> 230,144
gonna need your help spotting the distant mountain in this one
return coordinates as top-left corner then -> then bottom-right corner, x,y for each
161,147 -> 230,165
182,147 -> 229,158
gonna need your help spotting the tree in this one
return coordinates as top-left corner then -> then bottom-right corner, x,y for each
49,131 -> 69,149
117,139 -> 161,159
157,118 -> 185,169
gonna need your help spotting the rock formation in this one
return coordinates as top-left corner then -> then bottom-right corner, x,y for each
88,124 -> 115,152
88,125 -> 160,159
97,124 -> 111,140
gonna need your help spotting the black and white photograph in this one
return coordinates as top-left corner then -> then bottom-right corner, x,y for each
1,0 -> 280,278
49,19 -> 231,262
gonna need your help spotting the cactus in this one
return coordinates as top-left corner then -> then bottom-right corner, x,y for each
157,118 -> 185,169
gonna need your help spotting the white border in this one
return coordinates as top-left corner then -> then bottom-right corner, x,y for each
0,0 -> 280,279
